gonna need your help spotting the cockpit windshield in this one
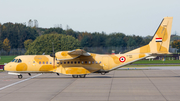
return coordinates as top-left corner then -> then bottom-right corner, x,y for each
11,59 -> 22,63
11,59 -> 15,62
18,59 -> 22,63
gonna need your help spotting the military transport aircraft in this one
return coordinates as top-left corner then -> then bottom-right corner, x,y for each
4,17 -> 173,79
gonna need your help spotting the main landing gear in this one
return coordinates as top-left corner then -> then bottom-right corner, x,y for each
17,73 -> 31,79
72,74 -> 86,78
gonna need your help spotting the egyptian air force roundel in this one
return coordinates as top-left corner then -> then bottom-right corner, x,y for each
119,56 -> 126,62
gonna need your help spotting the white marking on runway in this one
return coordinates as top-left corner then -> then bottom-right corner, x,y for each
0,74 -> 42,91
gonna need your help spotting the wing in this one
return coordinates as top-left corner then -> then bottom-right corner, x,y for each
68,49 -> 90,56
55,49 -> 91,60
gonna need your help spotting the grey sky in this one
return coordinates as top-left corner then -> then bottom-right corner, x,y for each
0,0 -> 179,36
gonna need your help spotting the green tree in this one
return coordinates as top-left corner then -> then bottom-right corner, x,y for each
3,38 -> 11,52
25,34 -> 80,55
0,40 -> 2,50
1,23 -> 39,48
43,27 -> 65,35
172,40 -> 180,49
24,39 -> 33,50
106,33 -> 126,47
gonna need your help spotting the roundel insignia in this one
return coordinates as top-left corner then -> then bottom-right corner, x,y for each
119,56 -> 126,62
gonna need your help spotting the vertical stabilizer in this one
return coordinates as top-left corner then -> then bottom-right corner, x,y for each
149,17 -> 173,54
126,17 -> 173,54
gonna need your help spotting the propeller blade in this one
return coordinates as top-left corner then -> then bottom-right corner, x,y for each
52,42 -> 55,68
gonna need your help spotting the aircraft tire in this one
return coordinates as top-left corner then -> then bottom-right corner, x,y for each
72,75 -> 78,78
18,75 -> 23,79
28,73 -> 31,76
79,74 -> 86,78
101,72 -> 106,75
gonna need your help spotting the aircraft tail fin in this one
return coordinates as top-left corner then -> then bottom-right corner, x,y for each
126,17 -> 173,54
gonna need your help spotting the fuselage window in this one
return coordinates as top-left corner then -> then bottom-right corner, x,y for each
96,61 -> 98,64
46,61 -> 48,64
85,61 -> 87,64
33,61 -> 35,63
43,62 -> 45,64
71,61 -> 73,64
74,61 -> 77,64
57,62 -> 59,64
64,61 -> 66,64
50,62 -> 52,64
11,59 -> 15,62
89,61 -> 91,64
60,61 -> 62,64
67,61 -> 70,64
39,62 -> 41,64
99,61 -> 101,64
78,61 -> 80,64
82,61 -> 84,64
92,61 -> 94,64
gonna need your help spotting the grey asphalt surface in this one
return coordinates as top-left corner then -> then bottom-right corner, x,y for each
0,67 -> 180,101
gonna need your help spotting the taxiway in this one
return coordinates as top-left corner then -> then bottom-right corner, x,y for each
0,68 -> 180,101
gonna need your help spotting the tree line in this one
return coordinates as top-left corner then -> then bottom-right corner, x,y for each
3,22 -> 176,55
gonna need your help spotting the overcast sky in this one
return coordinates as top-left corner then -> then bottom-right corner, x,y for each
0,0 -> 179,36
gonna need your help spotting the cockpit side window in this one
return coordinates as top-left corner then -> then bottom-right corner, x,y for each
18,59 -> 22,63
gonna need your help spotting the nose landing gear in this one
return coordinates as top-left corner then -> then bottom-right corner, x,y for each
18,75 -> 23,79
28,73 -> 31,76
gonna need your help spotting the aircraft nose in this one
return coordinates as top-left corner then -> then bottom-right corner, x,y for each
3,64 -> 9,71
3,65 -> 6,71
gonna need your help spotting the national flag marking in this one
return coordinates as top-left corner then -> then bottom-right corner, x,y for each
156,38 -> 162,42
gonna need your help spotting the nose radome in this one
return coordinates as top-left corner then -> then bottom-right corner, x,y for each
3,64 -> 9,71
3,65 -> 6,71
3,65 -> 4,71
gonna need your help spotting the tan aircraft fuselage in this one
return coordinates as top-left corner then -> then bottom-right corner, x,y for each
4,53 -> 147,75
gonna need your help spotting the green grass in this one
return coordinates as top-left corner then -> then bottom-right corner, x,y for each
125,65 -> 180,67
133,60 -> 180,64
0,56 -> 17,65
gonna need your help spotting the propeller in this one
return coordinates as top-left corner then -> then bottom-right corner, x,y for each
50,42 -> 55,68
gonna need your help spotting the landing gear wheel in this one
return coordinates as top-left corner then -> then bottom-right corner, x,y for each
28,73 -> 31,76
101,72 -> 106,75
72,75 -> 78,78
18,75 -> 23,79
79,74 -> 86,78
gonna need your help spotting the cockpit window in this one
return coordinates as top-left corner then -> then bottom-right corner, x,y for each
18,59 -> 22,63
11,59 -> 15,62
15,59 -> 18,63
12,59 -> 22,63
